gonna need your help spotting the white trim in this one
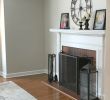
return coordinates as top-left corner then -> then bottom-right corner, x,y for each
50,28 -> 105,37
2,69 -> 48,78
1,0 -> 7,76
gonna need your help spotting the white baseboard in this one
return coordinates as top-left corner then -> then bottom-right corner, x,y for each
1,69 -> 48,78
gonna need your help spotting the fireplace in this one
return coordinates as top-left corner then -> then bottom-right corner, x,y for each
59,46 -> 96,95
49,29 -> 105,99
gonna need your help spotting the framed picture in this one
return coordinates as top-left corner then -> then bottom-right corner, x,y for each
93,9 -> 106,30
60,13 -> 70,29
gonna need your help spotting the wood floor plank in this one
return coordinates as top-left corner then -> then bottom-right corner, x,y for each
0,74 -> 76,100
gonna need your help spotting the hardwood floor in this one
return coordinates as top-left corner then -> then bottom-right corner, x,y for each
0,74 -> 76,100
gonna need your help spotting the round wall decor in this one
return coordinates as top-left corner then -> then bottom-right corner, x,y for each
71,0 -> 92,26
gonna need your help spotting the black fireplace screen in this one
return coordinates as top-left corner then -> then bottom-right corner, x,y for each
80,64 -> 98,100
59,53 -> 78,93
59,53 -> 93,94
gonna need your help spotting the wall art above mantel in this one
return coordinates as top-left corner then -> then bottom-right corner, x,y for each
71,0 -> 92,30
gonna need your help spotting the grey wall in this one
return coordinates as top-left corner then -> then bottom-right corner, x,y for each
4,0 -> 45,73
44,0 -> 60,69
0,0 -> 2,73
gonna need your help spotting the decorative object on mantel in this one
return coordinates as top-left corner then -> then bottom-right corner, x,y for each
84,14 -> 91,30
93,9 -> 106,30
60,13 -> 70,29
79,21 -> 83,30
84,18 -> 90,30
71,0 -> 92,30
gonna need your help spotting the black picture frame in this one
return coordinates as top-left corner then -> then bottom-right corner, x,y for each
60,13 -> 70,29
93,9 -> 106,30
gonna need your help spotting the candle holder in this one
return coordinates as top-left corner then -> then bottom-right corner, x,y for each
79,21 -> 83,30
84,18 -> 90,30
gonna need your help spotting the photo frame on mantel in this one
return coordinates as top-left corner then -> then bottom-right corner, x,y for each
93,9 -> 106,30
60,13 -> 70,29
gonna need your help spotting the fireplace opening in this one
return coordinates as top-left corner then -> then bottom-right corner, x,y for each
59,46 -> 97,97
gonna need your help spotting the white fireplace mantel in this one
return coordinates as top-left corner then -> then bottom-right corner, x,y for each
50,28 -> 105,37
49,28 -> 105,99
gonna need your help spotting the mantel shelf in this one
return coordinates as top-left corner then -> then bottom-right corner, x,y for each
49,28 -> 105,37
